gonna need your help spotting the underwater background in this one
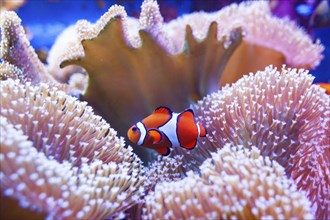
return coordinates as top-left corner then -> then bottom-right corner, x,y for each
1,0 -> 330,219
14,0 -> 330,83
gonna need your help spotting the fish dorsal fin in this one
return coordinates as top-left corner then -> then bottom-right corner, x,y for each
148,129 -> 163,144
180,109 -> 195,121
154,106 -> 173,115
142,106 -> 172,129
155,146 -> 171,156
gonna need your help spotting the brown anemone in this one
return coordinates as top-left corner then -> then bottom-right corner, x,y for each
166,1 -> 324,85
59,0 -> 242,159
57,0 -> 323,149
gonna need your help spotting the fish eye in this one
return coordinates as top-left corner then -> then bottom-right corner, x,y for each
132,126 -> 138,132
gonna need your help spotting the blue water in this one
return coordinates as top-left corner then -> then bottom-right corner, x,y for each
313,27 -> 330,83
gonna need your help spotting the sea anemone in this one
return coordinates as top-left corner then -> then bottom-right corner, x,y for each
57,0 -> 242,160
0,11 -> 53,84
165,1 -> 324,85
188,65 -> 329,219
46,24 -> 87,83
0,79 -> 145,219
143,145 -> 313,219
56,0 -> 323,147
1,0 -> 324,155
138,64 -> 330,218
0,0 -> 328,219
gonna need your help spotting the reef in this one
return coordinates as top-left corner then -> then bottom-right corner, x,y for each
0,0 -> 329,219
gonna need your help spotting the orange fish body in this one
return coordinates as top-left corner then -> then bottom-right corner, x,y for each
127,106 -> 207,156
317,82 -> 330,95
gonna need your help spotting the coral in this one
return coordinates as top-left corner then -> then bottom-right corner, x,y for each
59,0 -> 243,149
188,65 -> 329,219
143,145 -> 313,219
0,79 -> 145,219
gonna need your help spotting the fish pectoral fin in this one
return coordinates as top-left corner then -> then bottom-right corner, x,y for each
148,129 -> 163,144
155,146 -> 171,156
181,139 -> 197,150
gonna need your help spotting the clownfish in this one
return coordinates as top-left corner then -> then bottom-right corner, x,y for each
127,106 -> 207,156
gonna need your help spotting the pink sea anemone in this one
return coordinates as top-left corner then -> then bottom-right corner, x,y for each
0,79 -> 145,219
0,0 -> 328,218
190,65 -> 330,219
143,145 -> 313,219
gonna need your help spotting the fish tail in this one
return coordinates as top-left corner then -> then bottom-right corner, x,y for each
197,122 -> 207,137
